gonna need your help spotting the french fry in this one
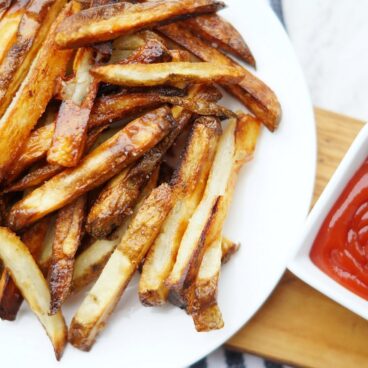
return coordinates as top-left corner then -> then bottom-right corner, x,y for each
6,125 -> 109,193
159,22 -> 281,131
0,0 -> 28,65
48,196 -> 86,315
183,14 -> 256,66
0,3 -> 74,180
69,183 -> 173,351
47,48 -> 98,167
72,168 -> 158,292
166,115 -> 260,308
91,62 -> 244,87
8,106 -> 174,230
55,0 -> 225,48
189,115 -> 259,330
0,0 -> 69,118
139,116 -> 221,306
0,218 -> 49,321
0,227 -> 67,360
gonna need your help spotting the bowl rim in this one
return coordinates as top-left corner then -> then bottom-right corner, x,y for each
288,122 -> 368,319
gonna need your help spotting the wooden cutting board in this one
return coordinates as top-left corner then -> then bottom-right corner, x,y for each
226,108 -> 368,367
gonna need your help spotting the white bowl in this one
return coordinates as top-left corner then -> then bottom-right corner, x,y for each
289,122 -> 368,320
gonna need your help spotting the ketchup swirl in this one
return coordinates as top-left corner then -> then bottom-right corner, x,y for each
311,159 -> 368,299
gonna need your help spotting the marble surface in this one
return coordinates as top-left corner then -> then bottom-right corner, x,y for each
283,0 -> 368,121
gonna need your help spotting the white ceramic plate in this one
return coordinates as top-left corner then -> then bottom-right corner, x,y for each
0,1 -> 316,367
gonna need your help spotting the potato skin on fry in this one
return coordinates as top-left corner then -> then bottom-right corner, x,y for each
55,0 -> 225,48
8,106 -> 174,230
183,14 -> 256,66
0,227 -> 67,360
69,184 -> 173,351
91,62 -> 244,87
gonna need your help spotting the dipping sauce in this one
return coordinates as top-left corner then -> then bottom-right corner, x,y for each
311,158 -> 368,300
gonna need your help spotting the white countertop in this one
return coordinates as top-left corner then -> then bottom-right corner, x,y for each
283,0 -> 368,121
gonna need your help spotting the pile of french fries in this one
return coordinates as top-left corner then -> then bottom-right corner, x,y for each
0,0 -> 281,360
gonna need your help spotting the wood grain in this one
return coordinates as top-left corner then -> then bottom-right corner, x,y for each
226,108 -> 368,367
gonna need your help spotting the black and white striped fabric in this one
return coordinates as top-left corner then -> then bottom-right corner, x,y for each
189,1 -> 286,367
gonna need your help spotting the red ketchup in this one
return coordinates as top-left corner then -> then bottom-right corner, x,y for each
311,158 -> 368,300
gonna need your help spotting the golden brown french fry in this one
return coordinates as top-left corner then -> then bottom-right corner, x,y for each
47,48 -> 98,167
0,3 -> 74,180
0,0 -> 13,20
189,115 -> 259,330
91,62 -> 244,87
55,0 -> 225,48
0,0 -> 28,64
5,125 -> 109,193
166,115 -> 260,308
139,116 -> 221,307
8,106 -> 174,230
159,22 -> 281,131
221,237 -> 240,264
72,168 -> 159,292
69,184 -> 173,351
0,0 -> 69,118
183,14 -> 256,66
0,218 -> 49,321
0,227 -> 67,360
48,196 -> 86,315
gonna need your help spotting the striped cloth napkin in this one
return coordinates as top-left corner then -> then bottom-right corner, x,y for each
189,1 -> 287,367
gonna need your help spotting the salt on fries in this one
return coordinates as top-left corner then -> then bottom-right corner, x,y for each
0,0 -> 281,359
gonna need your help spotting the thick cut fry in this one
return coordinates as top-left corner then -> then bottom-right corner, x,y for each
48,196 -> 86,315
56,0 -> 225,48
0,3 -> 73,180
6,125 -> 108,193
0,0 -> 13,20
48,48 -> 98,167
189,115 -> 259,330
0,227 -> 67,360
0,0 -> 28,64
159,22 -> 281,131
166,116 -> 260,307
0,0 -> 69,118
8,106 -> 174,230
184,14 -> 255,66
139,116 -> 221,306
72,169 -> 158,292
69,184 -> 173,351
0,218 -> 49,320
91,62 -> 244,87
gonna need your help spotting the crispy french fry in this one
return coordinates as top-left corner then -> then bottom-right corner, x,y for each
221,237 -> 240,264
189,115 -> 259,330
139,116 -> 221,306
6,125 -> 109,193
166,115 -> 260,308
183,14 -> 256,66
47,48 -> 98,167
56,0 -> 225,48
0,0 -> 69,118
91,62 -> 244,87
0,3 -> 74,180
48,196 -> 86,315
0,0 -> 28,64
159,22 -> 281,131
8,106 -> 174,230
0,227 -> 67,359
0,218 -> 49,321
72,168 -> 158,292
69,184 -> 173,351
